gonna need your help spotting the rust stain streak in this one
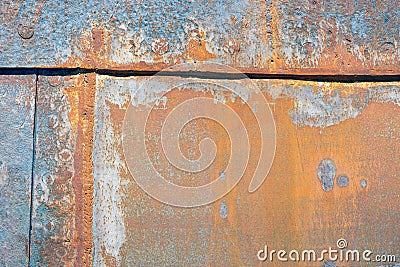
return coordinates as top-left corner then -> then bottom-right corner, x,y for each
59,74 -> 96,266
69,74 -> 96,266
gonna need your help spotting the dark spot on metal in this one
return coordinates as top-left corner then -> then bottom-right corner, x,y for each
321,260 -> 338,267
223,39 -> 240,54
0,86 -> 6,97
336,174 -> 349,187
360,179 -> 367,188
317,158 -> 336,191
363,48 -> 371,60
219,200 -> 228,219
17,24 -> 34,40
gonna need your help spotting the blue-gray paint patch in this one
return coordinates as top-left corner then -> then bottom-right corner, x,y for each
283,84 -> 400,128
290,87 -> 365,128
321,260 -> 338,267
337,174 -> 349,187
0,75 -> 36,266
219,170 -> 226,181
317,159 -> 336,192
31,76 -> 77,266
0,0 -> 270,68
351,10 -> 370,39
278,0 -> 399,68
1,1 -> 399,72
219,200 -> 228,219
360,179 -> 367,188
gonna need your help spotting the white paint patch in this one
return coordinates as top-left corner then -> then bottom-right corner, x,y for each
92,76 -> 129,266
125,76 -> 251,107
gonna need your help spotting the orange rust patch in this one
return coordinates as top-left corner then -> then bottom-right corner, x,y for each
73,74 -> 95,267
62,74 -> 95,266
186,38 -> 216,62
93,77 -> 399,266
61,27 -> 111,69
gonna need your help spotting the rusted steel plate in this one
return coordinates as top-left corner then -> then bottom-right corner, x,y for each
31,74 -> 95,266
270,0 -> 400,75
0,1 -> 399,74
0,75 -> 35,266
93,75 -> 399,266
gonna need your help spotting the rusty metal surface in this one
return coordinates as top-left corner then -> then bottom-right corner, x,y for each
93,75 -> 399,266
0,0 -> 399,74
0,73 -> 397,266
0,75 -> 35,266
31,74 -> 95,266
0,1 -> 399,265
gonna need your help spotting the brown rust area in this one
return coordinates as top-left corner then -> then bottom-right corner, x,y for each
54,25 -> 399,75
62,74 -> 96,266
92,77 -> 399,266
186,39 -> 217,62
32,74 -> 95,266
62,27 -> 112,69
52,14 -> 399,75
286,101 -> 400,266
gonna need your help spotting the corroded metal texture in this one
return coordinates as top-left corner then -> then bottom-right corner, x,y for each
1,1 -> 399,264
0,0 -> 399,74
1,73 -> 398,266
93,76 -> 399,266
0,75 -> 35,266
31,74 -> 95,266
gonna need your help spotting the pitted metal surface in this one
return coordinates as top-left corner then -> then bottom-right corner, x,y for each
0,1 -> 399,266
0,0 -> 399,74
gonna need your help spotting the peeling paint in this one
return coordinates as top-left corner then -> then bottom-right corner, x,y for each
263,81 -> 400,127
7,73 -> 396,266
290,86 -> 365,127
93,76 -> 127,266
0,1 -> 399,74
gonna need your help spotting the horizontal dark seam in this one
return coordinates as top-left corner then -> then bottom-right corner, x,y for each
0,67 -> 399,83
